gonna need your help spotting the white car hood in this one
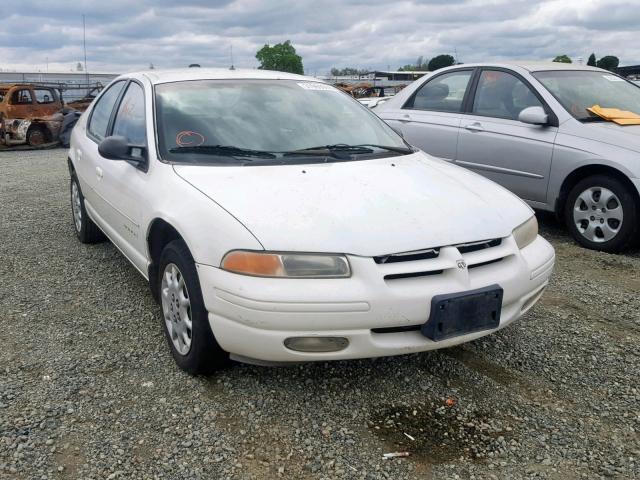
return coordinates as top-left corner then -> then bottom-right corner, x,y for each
173,152 -> 532,257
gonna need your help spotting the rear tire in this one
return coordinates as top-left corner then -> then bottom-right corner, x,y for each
157,239 -> 228,375
70,174 -> 105,243
564,174 -> 638,253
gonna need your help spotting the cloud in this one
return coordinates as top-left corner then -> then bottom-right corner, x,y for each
0,0 -> 637,74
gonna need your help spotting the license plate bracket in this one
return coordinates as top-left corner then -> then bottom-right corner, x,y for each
421,285 -> 503,341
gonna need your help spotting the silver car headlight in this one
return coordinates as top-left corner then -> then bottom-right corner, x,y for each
512,216 -> 538,249
221,251 -> 351,278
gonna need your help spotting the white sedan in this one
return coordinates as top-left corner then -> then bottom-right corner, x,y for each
68,68 -> 555,374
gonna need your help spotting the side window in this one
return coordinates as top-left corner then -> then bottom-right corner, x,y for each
34,89 -> 56,104
473,70 -> 543,120
112,83 -> 146,145
408,71 -> 473,113
12,89 -> 33,105
88,81 -> 126,141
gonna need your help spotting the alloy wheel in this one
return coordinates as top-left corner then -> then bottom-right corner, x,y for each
573,186 -> 623,243
161,263 -> 193,355
71,181 -> 82,233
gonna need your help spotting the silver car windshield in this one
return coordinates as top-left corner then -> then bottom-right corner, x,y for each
154,79 -> 409,164
533,70 -> 640,121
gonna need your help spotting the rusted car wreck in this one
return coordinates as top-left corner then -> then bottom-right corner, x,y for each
0,82 -> 101,148
0,84 -> 65,146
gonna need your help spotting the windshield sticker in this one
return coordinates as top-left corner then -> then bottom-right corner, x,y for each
297,82 -> 339,92
176,130 -> 205,147
602,74 -> 624,82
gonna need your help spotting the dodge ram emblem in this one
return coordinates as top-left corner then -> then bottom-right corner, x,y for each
457,260 -> 467,270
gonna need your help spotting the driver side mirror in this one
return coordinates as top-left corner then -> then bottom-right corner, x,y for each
98,135 -> 147,166
518,106 -> 549,126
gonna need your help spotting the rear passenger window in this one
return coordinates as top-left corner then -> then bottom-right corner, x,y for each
112,83 -> 146,145
473,70 -> 543,120
88,81 -> 126,141
34,89 -> 55,104
408,71 -> 473,113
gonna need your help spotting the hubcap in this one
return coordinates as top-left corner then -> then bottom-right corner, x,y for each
573,187 -> 623,243
161,263 -> 193,355
71,181 -> 82,233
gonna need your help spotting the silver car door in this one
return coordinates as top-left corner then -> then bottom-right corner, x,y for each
383,69 -> 474,161
456,69 -> 558,203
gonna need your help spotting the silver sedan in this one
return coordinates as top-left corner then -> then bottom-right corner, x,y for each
377,62 -> 640,252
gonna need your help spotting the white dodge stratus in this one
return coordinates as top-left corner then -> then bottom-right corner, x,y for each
68,68 -> 555,374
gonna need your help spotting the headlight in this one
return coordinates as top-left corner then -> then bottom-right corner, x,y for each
221,251 -> 351,278
512,216 -> 538,249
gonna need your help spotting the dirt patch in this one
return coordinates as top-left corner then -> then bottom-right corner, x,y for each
369,402 -> 513,465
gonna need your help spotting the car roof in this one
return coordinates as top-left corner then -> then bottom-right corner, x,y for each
439,61 -> 606,73
120,68 -> 318,85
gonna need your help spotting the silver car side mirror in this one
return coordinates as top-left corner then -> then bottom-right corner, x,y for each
518,106 -> 549,125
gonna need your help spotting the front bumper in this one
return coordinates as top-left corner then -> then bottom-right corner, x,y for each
197,235 -> 555,363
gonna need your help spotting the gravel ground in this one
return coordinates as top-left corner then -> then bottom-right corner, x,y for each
1,149 -> 639,480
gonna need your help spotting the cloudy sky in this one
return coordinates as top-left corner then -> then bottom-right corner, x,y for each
2,0 -> 639,75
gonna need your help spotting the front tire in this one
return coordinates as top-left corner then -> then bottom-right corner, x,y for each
564,174 -> 638,253
157,239 -> 228,374
70,175 -> 105,243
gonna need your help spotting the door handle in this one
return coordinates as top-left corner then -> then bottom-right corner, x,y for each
96,166 -> 103,180
399,114 -> 412,123
464,123 -> 484,132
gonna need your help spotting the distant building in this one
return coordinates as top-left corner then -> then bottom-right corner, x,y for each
318,70 -> 428,88
368,70 -> 428,82
0,71 -> 118,101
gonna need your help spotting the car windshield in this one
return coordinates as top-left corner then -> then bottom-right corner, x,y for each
155,79 -> 409,164
533,70 -> 640,121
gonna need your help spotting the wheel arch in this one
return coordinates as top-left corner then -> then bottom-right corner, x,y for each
555,164 -> 640,218
26,123 -> 51,145
146,218 -> 194,302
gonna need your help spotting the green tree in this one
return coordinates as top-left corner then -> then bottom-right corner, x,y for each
256,40 -> 304,74
427,54 -> 455,71
587,53 -> 597,67
552,55 -> 572,63
596,55 -> 619,71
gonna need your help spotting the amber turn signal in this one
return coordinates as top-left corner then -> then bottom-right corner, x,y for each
221,251 -> 284,277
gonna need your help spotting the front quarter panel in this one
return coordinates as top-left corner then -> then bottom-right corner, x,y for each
144,165 -> 264,268
548,123 -> 640,207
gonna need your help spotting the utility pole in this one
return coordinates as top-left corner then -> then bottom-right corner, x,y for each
82,14 -> 89,84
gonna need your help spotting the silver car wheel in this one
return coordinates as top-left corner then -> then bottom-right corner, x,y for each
573,187 -> 623,243
161,263 -> 193,356
71,181 -> 82,233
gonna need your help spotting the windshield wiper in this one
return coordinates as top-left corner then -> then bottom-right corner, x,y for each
284,143 -> 414,156
169,145 -> 277,159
